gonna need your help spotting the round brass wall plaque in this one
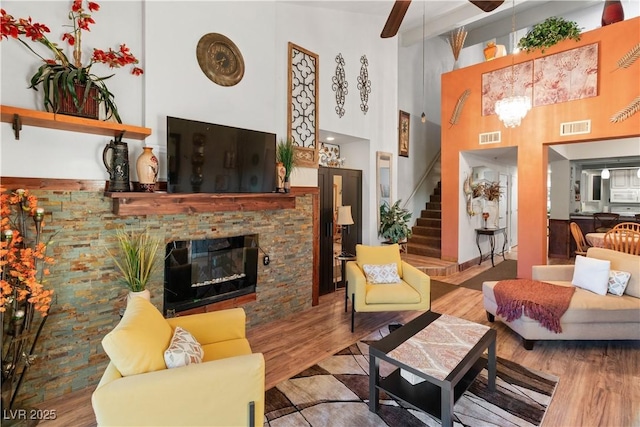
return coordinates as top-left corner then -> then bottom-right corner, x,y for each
196,33 -> 245,87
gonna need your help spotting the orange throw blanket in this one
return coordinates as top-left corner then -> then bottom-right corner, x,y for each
494,279 -> 576,333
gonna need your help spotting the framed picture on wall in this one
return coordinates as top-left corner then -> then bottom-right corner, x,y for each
398,110 -> 410,157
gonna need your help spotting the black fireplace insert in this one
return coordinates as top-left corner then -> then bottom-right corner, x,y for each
164,234 -> 259,316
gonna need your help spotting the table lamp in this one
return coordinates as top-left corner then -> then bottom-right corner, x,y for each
336,205 -> 354,257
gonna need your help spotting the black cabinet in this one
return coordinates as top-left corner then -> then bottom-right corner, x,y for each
318,167 -> 362,296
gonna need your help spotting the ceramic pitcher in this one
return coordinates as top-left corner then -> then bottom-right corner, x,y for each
102,137 -> 130,192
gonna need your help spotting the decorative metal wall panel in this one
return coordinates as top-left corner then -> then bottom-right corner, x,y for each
331,53 -> 348,118
288,42 -> 319,168
357,55 -> 371,114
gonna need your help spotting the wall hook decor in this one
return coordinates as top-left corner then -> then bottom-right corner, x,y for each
357,55 -> 371,114
331,53 -> 348,118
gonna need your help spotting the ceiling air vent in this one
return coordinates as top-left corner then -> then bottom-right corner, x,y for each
560,120 -> 591,136
479,131 -> 501,145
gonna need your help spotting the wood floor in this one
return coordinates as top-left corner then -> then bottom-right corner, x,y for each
38,253 -> 640,427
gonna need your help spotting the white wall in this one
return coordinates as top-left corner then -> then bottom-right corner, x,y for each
1,1 -> 399,245
397,36 -> 446,224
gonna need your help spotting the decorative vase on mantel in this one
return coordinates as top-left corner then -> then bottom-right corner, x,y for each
127,289 -> 150,304
136,146 -> 158,192
276,162 -> 286,193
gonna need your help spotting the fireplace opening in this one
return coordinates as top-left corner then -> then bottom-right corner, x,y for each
164,234 -> 259,316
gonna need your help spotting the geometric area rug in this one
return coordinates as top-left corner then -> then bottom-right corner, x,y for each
264,326 -> 558,427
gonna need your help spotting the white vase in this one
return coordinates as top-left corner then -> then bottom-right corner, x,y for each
136,146 -> 158,192
127,289 -> 150,304
485,200 -> 499,228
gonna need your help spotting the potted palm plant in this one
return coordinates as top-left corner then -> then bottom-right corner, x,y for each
107,227 -> 161,301
379,199 -> 413,244
276,138 -> 297,193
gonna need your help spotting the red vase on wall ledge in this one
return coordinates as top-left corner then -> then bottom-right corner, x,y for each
601,0 -> 624,26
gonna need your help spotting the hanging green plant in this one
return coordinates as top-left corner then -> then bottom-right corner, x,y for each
518,17 -> 582,53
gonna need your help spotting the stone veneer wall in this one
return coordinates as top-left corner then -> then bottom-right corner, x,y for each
16,189 -> 313,406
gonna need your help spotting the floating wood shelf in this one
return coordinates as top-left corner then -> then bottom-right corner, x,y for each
0,105 -> 152,140
106,192 -> 296,216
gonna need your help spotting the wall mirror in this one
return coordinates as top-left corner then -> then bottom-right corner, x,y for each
472,165 -> 497,184
376,151 -> 393,226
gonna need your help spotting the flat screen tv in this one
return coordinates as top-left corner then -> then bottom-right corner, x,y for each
167,116 -> 277,193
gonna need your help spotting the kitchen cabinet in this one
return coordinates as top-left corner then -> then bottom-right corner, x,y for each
610,169 -> 640,189
548,219 -> 570,258
610,170 -> 630,189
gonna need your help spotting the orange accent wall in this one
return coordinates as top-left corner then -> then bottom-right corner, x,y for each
441,17 -> 640,278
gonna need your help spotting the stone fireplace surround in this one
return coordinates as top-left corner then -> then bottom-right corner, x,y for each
1,177 -> 318,407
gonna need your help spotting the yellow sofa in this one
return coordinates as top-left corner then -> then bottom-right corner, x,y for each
345,244 -> 431,332
92,297 -> 264,426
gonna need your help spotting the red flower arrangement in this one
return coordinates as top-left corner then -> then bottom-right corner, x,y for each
0,0 -> 143,123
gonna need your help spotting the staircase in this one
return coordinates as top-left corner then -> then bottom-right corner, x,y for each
406,181 -> 442,258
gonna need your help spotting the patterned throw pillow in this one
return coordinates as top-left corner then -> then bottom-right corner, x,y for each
164,326 -> 204,369
608,270 -> 631,296
362,263 -> 401,284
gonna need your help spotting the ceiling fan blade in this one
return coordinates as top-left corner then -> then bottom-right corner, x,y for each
381,0 -> 412,38
468,1 -> 505,13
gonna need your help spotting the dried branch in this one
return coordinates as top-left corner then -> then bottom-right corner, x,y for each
614,43 -> 640,71
610,96 -> 640,123
450,89 -> 471,126
448,27 -> 467,61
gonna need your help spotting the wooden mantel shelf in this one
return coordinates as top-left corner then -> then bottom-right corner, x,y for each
107,192 -> 296,215
1,105 -> 152,140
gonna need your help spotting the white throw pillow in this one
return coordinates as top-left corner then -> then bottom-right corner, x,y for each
571,255 -> 610,296
362,263 -> 401,284
164,326 -> 204,369
608,270 -> 631,296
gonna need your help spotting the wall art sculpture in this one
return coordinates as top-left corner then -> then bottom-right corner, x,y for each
331,53 -> 348,118
288,42 -> 319,167
357,55 -> 371,114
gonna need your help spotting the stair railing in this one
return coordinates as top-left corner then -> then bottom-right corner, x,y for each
402,150 -> 441,209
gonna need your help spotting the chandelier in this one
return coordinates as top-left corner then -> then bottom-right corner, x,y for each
495,0 -> 531,128
495,95 -> 531,127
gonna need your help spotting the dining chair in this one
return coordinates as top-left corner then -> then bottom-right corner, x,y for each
593,212 -> 620,232
569,222 -> 590,256
603,228 -> 640,255
613,222 -> 640,233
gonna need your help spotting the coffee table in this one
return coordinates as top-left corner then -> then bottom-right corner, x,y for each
368,311 -> 496,427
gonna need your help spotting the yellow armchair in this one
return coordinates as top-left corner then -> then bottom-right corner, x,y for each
345,244 -> 430,332
92,297 -> 264,426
